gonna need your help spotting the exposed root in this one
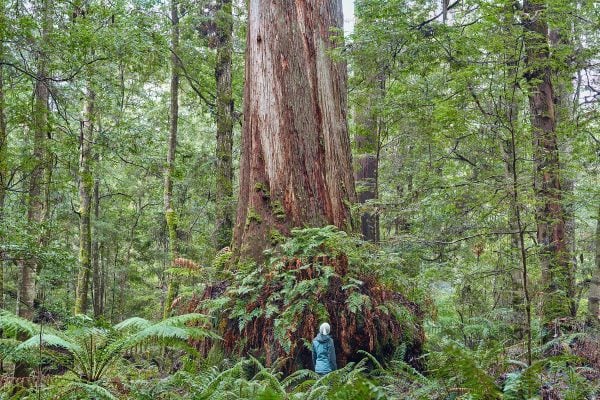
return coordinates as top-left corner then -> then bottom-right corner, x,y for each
192,253 -> 424,373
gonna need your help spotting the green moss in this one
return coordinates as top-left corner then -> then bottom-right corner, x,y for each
271,200 -> 286,221
213,249 -> 232,271
268,229 -> 285,246
245,208 -> 262,228
254,181 -> 270,199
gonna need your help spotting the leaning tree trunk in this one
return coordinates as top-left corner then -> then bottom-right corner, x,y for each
523,0 -> 574,334
214,0 -> 234,250
163,0 -> 179,319
232,0 -> 356,262
75,85 -> 94,315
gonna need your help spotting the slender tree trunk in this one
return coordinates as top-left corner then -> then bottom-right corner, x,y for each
500,49 -> 527,339
233,0 -> 356,262
163,0 -> 179,319
92,178 -> 102,317
354,78 -> 382,243
0,43 -> 7,310
17,0 -> 50,320
523,0 -> 573,334
75,85 -> 94,314
214,0 -> 234,250
15,0 -> 50,377
506,126 -> 533,366
551,27 -> 578,317
101,243 -> 107,313
502,136 -> 526,333
588,206 -> 600,326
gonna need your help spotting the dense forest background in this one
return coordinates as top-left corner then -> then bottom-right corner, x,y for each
0,0 -> 599,398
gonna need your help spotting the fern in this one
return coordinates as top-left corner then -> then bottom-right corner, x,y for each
0,310 -> 39,337
0,311 -> 218,399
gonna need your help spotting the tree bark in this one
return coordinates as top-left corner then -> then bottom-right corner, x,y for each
15,0 -> 50,377
75,85 -> 94,314
214,0 -> 234,250
523,0 -> 574,332
0,43 -> 6,309
354,78 -> 382,243
551,27 -> 578,317
504,122 -> 533,365
17,0 -> 50,321
163,0 -> 179,319
588,206 -> 600,326
92,178 -> 103,317
233,0 -> 356,262
501,136 -> 526,331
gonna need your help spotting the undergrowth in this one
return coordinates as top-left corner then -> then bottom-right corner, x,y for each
193,226 -> 425,373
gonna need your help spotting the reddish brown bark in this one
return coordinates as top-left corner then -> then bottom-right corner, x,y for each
233,0 -> 356,262
523,0 -> 574,330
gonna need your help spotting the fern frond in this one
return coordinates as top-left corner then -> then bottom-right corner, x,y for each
113,317 -> 152,331
16,333 -> 82,354
357,350 -> 385,371
62,381 -> 118,400
159,313 -> 209,327
0,310 -> 39,337
281,368 -> 318,389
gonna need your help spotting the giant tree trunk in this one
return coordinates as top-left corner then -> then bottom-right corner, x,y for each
214,0 -> 234,250
523,0 -> 574,332
163,0 -> 179,319
75,86 -> 94,314
233,0 -> 356,262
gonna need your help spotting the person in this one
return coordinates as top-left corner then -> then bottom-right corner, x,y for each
312,322 -> 337,375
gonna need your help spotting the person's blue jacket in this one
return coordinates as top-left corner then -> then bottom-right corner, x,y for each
312,333 -> 337,374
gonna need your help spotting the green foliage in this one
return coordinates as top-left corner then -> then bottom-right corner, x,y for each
124,355 -> 391,400
0,311 -> 218,398
0,0 -> 598,398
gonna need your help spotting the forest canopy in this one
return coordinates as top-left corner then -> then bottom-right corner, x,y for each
0,0 -> 599,398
